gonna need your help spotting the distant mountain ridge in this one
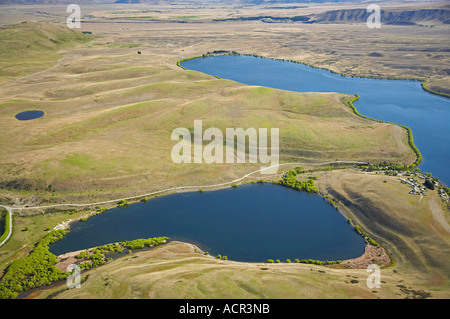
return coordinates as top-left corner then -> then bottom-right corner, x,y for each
0,0 -> 368,5
0,0 -> 95,4
0,0 -> 442,5
1,0 -> 448,25
311,8 -> 450,24
213,7 -> 449,25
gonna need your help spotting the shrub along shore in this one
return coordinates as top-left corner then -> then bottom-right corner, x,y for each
347,95 -> 422,168
75,237 -> 169,270
0,226 -> 169,299
267,168 -> 382,266
0,230 -> 70,299
421,81 -> 450,99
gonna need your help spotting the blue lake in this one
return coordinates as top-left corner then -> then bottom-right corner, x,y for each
181,55 -> 450,185
50,184 -> 366,262
49,54 -> 449,263
15,110 -> 44,121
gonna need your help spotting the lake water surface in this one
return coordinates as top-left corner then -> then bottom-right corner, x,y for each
50,55 -> 449,262
50,184 -> 366,262
15,110 -> 44,121
181,55 -> 450,185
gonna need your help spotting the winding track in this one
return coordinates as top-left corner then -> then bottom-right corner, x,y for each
0,161 -> 367,248
0,206 -> 13,248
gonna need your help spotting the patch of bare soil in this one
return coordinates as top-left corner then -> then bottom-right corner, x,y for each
429,197 -> 450,233
55,249 -> 87,272
331,244 -> 391,269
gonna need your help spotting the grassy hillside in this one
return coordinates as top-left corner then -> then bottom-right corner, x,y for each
33,241 -> 391,299
316,170 -> 450,277
0,21 -> 94,82
0,42 -> 416,204
0,16 -> 446,300
23,168 -> 448,299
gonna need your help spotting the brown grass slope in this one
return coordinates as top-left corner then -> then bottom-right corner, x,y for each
28,170 -> 449,299
0,18 -> 446,299
0,28 -> 416,205
0,21 -> 94,82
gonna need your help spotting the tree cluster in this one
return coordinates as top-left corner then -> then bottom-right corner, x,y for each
277,169 -> 319,193
265,258 -> 341,265
0,230 -> 69,299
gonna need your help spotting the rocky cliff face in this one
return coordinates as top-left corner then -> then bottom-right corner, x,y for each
310,8 -> 450,25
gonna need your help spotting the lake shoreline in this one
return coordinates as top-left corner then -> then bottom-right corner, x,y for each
180,53 -> 426,171
177,51 -> 450,99
21,238 -> 390,299
49,180 -> 377,266
180,53 -> 449,185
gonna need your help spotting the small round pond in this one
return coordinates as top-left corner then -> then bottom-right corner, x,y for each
15,110 -> 44,121
49,183 -> 366,262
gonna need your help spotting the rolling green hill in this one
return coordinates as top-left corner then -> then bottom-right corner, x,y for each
0,21 -> 94,82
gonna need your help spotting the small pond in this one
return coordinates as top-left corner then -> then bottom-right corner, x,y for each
15,110 -> 44,121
